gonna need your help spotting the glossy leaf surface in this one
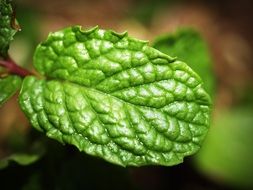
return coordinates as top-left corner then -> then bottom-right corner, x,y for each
19,26 -> 211,166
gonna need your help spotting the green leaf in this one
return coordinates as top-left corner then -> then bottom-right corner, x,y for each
152,28 -> 215,97
19,26 -> 211,166
0,153 -> 41,169
0,0 -> 19,57
0,75 -> 22,106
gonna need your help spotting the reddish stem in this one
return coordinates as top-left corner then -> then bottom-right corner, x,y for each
0,56 -> 33,77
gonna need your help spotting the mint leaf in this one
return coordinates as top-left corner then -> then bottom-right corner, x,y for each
153,28 -> 215,96
19,26 -> 211,166
0,0 -> 19,58
0,75 -> 21,106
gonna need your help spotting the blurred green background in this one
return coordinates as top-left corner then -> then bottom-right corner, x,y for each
1,0 -> 253,189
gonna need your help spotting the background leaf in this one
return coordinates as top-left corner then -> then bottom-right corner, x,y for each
0,129 -> 46,170
0,0 -> 19,58
19,26 -> 211,167
0,153 -> 41,169
0,75 -> 21,106
195,108 -> 253,188
152,28 -> 215,97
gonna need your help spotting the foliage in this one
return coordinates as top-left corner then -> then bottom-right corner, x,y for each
19,26 -> 211,166
0,2 -> 211,167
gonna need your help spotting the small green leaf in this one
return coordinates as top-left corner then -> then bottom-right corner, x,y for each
0,0 -> 19,57
0,153 -> 41,169
19,26 -> 211,166
153,28 -> 215,97
0,75 -> 21,106
0,130 -> 46,170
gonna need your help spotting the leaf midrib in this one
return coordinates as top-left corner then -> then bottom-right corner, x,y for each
51,78 -> 209,127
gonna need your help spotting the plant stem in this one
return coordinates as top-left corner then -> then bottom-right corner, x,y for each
0,56 -> 33,77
